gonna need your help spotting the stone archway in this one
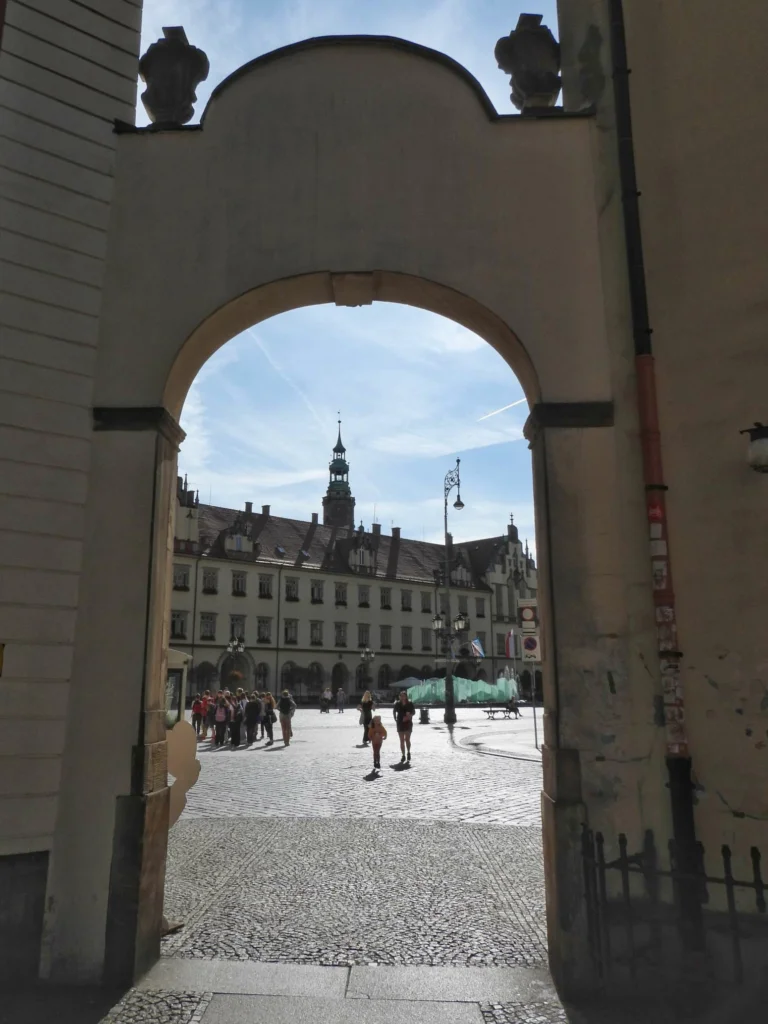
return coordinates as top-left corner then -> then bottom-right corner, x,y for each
49,34 -> 665,995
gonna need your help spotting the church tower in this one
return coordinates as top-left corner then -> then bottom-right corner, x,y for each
322,421 -> 356,529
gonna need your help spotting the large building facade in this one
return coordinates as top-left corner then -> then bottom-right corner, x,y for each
171,430 -> 538,700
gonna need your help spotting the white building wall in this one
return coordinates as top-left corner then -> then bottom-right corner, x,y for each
0,0 -> 141,856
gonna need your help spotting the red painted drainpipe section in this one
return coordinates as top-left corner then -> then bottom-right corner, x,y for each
609,0 -> 703,945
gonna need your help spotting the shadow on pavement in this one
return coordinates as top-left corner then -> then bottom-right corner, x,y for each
390,762 -> 411,771
0,985 -> 125,1024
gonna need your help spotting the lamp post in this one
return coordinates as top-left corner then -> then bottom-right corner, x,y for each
432,610 -> 469,723
227,634 -> 245,656
440,458 -> 465,724
358,645 -> 375,691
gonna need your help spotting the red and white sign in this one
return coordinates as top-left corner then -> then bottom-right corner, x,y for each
518,598 -> 538,632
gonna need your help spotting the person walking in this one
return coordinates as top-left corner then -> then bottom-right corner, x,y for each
278,689 -> 296,746
262,692 -> 276,746
358,689 -> 375,746
213,696 -> 230,747
206,692 -> 219,744
200,690 -> 212,740
229,689 -> 246,748
244,692 -> 263,745
368,715 -> 387,770
336,687 -> 346,713
191,693 -> 203,735
393,689 -> 416,763
321,686 -> 332,713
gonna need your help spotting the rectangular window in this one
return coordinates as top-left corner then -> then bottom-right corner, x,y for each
335,582 -> 347,606
495,582 -> 504,617
380,587 -> 391,609
358,584 -> 370,607
200,612 -> 216,640
285,577 -> 299,601
232,570 -> 246,596
401,625 -> 413,650
202,568 -> 218,594
284,618 -> 298,644
439,592 -> 449,615
380,624 -> 392,649
420,591 -> 432,613
310,620 -> 323,646
496,632 -> 506,657
358,623 -> 370,647
311,579 -> 324,604
458,595 -> 468,615
259,574 -> 273,598
257,617 -> 272,643
401,589 -> 412,611
173,564 -> 189,590
476,597 -> 485,618
230,613 -> 245,641
421,627 -> 432,651
335,622 -> 347,647
171,610 -> 188,639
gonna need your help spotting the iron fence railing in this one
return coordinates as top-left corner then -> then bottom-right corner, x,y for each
582,826 -> 767,987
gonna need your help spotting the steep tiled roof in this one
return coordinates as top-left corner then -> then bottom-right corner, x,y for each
193,504 -> 517,591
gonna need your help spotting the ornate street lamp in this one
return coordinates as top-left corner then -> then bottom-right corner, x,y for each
432,611 -> 470,719
358,645 -> 375,688
440,459 -> 465,724
227,634 -> 245,655
740,422 -> 768,472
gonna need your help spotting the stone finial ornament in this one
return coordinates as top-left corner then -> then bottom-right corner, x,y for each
139,26 -> 209,126
495,14 -> 561,111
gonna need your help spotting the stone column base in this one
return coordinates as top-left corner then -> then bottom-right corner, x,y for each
104,787 -> 169,986
541,743 -> 596,999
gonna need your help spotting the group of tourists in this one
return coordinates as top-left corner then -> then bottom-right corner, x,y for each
191,688 -> 297,748
189,686 -> 416,769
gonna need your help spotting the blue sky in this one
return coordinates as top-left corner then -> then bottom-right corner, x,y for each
139,1 -> 560,547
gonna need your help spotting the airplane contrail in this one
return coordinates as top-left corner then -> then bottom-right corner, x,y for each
477,397 -> 527,422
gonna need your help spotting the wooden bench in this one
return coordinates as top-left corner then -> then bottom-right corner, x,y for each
484,703 -> 513,719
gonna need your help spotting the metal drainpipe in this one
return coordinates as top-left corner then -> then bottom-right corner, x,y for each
608,0 -> 703,946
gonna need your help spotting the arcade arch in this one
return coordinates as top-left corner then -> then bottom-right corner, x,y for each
50,35 -> 666,997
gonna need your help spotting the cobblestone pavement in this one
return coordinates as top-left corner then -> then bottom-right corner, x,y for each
163,818 -> 547,967
180,710 -> 543,826
100,710 -> 562,1022
101,991 -> 211,1024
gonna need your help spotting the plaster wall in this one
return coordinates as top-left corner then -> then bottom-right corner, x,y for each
558,0 -> 768,881
0,0 -> 141,862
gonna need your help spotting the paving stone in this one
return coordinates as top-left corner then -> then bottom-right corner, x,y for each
163,818 -> 547,968
200,993 -> 484,1023
100,989 -> 211,1023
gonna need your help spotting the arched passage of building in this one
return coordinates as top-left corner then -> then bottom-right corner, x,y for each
45,35 -> 666,997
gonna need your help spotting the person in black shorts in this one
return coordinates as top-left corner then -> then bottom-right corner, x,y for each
393,690 -> 416,763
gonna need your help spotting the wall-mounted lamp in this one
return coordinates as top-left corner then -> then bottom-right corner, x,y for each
740,423 -> 768,472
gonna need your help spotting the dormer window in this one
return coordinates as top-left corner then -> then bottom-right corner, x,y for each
276,545 -> 286,557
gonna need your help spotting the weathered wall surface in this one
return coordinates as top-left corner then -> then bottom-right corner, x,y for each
0,0 -> 142,974
0,0 -> 141,859
558,0 -> 768,880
